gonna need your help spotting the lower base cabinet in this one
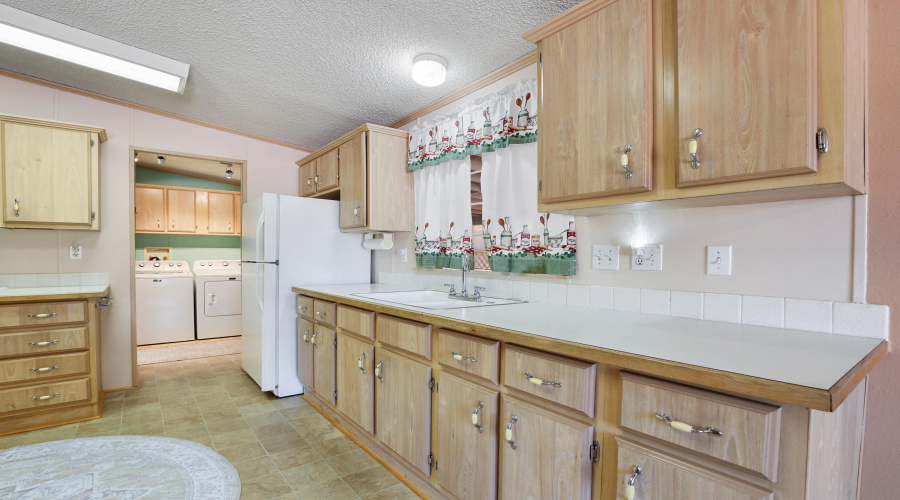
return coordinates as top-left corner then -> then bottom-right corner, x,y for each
616,439 -> 774,500
499,395 -> 595,500
436,373 -> 499,499
336,333 -> 375,433
313,325 -> 336,405
374,347 -> 432,476
297,318 -> 315,391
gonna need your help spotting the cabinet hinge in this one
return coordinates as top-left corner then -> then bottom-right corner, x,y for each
91,211 -> 95,221
427,452 -> 436,470
589,441 -> 600,464
336,172 -> 340,180
337,153 -> 340,161
333,389 -> 337,402
91,139 -> 95,147
334,337 -> 338,348
538,180 -> 542,192
429,377 -> 437,392
539,52 -> 542,66
816,127 -> 830,154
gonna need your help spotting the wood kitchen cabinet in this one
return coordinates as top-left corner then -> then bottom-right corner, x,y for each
207,191 -> 235,234
135,185 -> 166,232
374,347 -> 432,476
312,325 -> 337,406
537,0 -> 653,203
296,318 -> 315,392
0,114 -> 105,230
296,123 -> 412,233
336,332 -> 375,433
233,193 -> 241,234
165,188 -> 196,233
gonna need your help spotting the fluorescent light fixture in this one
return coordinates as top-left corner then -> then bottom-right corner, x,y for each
412,54 -> 447,87
0,5 -> 190,93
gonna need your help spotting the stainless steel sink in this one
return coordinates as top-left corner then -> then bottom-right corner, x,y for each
352,290 -> 523,310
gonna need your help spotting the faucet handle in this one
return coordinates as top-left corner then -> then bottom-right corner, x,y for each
473,286 -> 486,298
444,284 -> 456,295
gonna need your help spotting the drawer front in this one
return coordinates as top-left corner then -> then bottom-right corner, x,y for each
337,305 -> 375,341
376,315 -> 432,360
0,377 -> 92,414
0,327 -> 88,358
620,373 -> 782,480
437,329 -> 499,385
503,345 -> 596,417
616,438 -> 775,500
0,352 -> 90,385
0,301 -> 87,329
313,299 -> 336,326
297,295 -> 315,321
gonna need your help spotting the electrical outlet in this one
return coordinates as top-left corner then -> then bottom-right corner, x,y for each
707,245 -> 732,275
592,245 -> 619,270
631,245 -> 662,271
70,245 -> 83,260
397,248 -> 408,263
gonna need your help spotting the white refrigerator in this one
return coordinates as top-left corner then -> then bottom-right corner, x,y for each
241,193 -> 371,397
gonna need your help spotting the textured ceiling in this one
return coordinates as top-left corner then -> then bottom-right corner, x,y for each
0,0 -> 579,149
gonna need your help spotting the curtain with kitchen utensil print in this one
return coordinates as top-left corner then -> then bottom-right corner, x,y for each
411,79 -> 577,276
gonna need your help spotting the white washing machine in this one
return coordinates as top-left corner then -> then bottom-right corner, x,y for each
193,260 -> 242,339
135,260 -> 195,345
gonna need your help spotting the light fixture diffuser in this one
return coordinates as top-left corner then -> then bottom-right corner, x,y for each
0,5 -> 190,93
412,54 -> 447,87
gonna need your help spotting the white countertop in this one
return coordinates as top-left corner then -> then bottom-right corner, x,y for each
297,283 -> 883,392
0,285 -> 111,300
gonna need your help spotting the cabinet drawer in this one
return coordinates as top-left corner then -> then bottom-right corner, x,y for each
313,299 -> 336,326
297,295 -> 315,321
620,372 -> 782,480
503,345 -> 596,417
616,438 -> 774,500
0,327 -> 88,358
438,329 -> 499,385
376,315 -> 432,360
337,305 -> 375,341
0,377 -> 92,414
0,352 -> 90,385
0,301 -> 86,329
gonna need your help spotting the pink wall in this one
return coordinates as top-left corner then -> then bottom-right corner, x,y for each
860,0 -> 900,497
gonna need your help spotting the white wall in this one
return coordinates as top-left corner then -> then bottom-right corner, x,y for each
375,65 -> 860,303
0,73 -> 308,390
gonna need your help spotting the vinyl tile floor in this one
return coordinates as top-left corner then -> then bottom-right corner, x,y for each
0,354 -> 419,500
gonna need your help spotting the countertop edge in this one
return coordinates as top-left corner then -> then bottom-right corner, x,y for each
0,285 -> 111,303
293,286 -> 880,412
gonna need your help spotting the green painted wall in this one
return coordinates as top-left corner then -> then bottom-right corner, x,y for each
135,167 -> 241,268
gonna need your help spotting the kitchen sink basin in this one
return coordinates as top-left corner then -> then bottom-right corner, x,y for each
352,290 -> 523,310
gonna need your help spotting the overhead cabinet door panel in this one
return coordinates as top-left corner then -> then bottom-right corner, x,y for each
135,186 -> 166,232
676,0 -> 816,187
208,192 -> 235,234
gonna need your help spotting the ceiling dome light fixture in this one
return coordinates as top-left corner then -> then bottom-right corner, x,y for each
157,155 -> 166,165
134,153 -> 139,164
412,54 -> 447,87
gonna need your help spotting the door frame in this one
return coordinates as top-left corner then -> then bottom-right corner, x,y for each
128,146 -> 246,387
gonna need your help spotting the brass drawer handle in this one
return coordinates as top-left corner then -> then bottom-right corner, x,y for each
375,359 -> 384,383
358,352 -> 367,374
505,414 -> 518,450
14,197 -> 20,217
311,332 -> 318,348
655,412 -> 722,436
689,128 -> 703,169
452,351 -> 477,362
30,365 -> 60,372
316,311 -> 327,317
302,328 -> 310,344
29,340 -> 59,346
620,143 -> 634,179
471,401 -> 484,433
27,313 -> 59,319
625,465 -> 642,500
31,392 -> 60,401
299,305 -> 309,311
524,372 -> 562,388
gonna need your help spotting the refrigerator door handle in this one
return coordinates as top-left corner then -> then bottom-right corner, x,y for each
255,212 -> 266,262
255,263 -> 265,311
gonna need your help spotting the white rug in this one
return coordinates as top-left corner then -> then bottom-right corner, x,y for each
0,435 -> 240,499
137,337 -> 241,366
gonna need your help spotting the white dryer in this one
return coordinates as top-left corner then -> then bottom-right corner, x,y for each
194,260 -> 242,339
135,260 -> 195,345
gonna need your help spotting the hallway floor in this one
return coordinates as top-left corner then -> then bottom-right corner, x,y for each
0,354 -> 418,500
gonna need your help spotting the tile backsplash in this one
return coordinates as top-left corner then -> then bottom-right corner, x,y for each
377,271 -> 889,341
0,273 -> 110,289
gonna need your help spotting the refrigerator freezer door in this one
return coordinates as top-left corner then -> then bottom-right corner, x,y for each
242,193 -> 278,264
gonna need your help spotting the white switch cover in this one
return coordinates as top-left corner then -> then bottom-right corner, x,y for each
631,245 -> 662,271
70,245 -> 83,260
592,245 -> 619,270
707,245 -> 732,275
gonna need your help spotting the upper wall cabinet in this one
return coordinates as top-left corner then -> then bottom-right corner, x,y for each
537,0 -> 653,204
0,114 -> 106,230
525,0 -> 866,215
135,184 -> 241,236
297,124 -> 412,233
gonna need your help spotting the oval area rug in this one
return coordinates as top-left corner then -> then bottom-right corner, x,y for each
0,435 -> 240,499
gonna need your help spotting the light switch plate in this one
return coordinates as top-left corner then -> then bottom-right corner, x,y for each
70,245 -> 83,260
707,245 -> 732,275
631,245 -> 662,271
592,245 -> 619,270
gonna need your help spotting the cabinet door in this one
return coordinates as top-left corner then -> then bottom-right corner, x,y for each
437,373 -> 499,500
2,122 -> 93,225
316,148 -> 340,191
676,0 -> 815,187
299,161 -> 317,196
336,333 -> 375,433
615,439 -> 774,500
135,186 -> 166,232
339,133 -> 367,230
233,193 -> 242,234
166,188 -> 196,233
313,325 -> 336,405
539,0 -> 653,203
374,347 -> 431,475
297,318 -> 315,392
208,192 -> 236,234
499,395 -> 594,500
